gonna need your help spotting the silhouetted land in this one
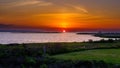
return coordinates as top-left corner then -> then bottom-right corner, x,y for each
77,32 -> 120,38
0,30 -> 61,33
94,33 -> 120,38
76,32 -> 96,35
0,39 -> 120,68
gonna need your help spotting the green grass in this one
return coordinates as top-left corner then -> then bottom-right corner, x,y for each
0,40 -> 120,67
52,49 -> 120,64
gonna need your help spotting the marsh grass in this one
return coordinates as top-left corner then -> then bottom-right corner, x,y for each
52,49 -> 120,64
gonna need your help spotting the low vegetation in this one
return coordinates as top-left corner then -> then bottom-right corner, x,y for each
0,39 -> 120,68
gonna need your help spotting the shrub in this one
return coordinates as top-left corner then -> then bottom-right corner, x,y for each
40,64 -> 47,68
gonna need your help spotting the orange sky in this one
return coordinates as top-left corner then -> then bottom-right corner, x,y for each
0,0 -> 120,31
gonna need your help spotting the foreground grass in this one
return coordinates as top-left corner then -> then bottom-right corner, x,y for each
0,39 -> 120,67
52,49 -> 120,64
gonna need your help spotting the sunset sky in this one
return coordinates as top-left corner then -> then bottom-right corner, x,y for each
0,0 -> 120,31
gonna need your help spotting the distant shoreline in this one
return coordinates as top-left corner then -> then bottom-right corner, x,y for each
0,31 -> 62,33
0,38 -> 119,45
77,32 -> 120,38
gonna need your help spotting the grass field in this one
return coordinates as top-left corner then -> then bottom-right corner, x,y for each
52,49 -> 120,64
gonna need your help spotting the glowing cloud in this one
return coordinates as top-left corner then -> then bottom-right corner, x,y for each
1,0 -> 53,7
73,6 -> 88,13
67,5 -> 88,13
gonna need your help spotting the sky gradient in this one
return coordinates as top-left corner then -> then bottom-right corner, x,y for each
0,0 -> 120,31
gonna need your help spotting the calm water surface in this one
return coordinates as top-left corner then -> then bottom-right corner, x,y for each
0,32 -> 108,44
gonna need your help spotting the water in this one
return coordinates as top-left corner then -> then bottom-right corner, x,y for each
0,32 -> 108,44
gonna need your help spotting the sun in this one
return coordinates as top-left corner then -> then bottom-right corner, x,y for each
63,30 -> 66,33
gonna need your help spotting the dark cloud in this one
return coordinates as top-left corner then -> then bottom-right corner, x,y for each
0,24 -> 15,28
